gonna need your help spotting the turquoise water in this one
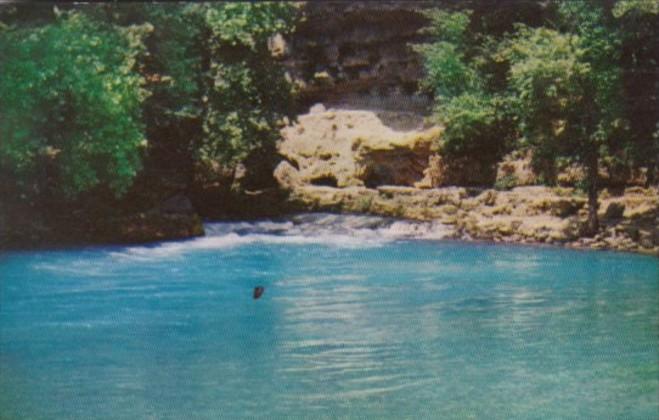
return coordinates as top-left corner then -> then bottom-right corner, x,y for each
1,214 -> 658,419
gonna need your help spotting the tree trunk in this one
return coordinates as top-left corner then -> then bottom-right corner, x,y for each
646,161 -> 656,188
586,153 -> 599,236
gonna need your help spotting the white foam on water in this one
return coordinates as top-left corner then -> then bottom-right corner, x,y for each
108,213 -> 454,262
34,261 -> 117,277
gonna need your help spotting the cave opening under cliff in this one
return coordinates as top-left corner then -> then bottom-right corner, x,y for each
310,175 -> 339,187
363,167 -> 400,189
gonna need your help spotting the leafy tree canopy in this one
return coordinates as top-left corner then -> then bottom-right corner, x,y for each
197,3 -> 298,178
415,9 -> 514,163
0,10 -> 148,197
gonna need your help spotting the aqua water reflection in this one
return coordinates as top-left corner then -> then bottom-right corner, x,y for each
1,217 -> 657,419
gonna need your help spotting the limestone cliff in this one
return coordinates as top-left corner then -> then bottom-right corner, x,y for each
283,1 -> 434,113
275,106 -> 441,190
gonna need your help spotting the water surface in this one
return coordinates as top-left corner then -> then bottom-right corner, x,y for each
1,214 -> 658,419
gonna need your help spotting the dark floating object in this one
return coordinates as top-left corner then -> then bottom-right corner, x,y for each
253,286 -> 265,300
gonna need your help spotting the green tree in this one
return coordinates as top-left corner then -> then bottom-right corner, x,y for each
197,3 -> 298,183
415,9 -> 515,176
503,1 -> 626,234
612,0 -> 659,185
0,10 -> 148,197
104,3 -> 208,191
103,3 -> 299,190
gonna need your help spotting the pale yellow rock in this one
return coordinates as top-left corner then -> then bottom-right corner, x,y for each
439,204 -> 459,216
491,205 -> 512,216
623,202 -> 658,219
278,109 -> 442,189
273,161 -> 301,190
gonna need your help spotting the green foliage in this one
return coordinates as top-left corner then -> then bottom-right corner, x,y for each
502,3 -> 626,173
416,9 -> 514,164
197,3 -> 298,177
611,0 -> 659,182
421,9 -> 472,44
139,5 -> 205,119
109,4 -> 207,189
1,3 -> 300,201
500,1 -> 633,231
613,0 -> 659,17
503,27 -> 590,147
113,3 -> 299,182
417,0 -> 657,191
109,2 -> 297,184
416,10 -> 479,99
204,3 -> 295,50
438,93 -> 508,157
0,11 -> 148,197
416,41 -> 480,99
494,173 -> 518,191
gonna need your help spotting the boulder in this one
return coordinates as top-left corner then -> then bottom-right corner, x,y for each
116,213 -> 204,243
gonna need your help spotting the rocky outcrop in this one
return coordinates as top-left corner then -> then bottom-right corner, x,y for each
275,107 -> 442,189
280,182 -> 659,256
274,102 -> 658,255
283,2 -> 434,112
94,212 -> 204,245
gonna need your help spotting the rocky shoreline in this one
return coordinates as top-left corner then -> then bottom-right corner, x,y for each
2,185 -> 657,256
280,185 -> 659,256
2,105 -> 657,255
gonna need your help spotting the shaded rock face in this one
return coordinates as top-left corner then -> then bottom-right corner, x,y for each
424,154 -> 498,187
160,194 -> 194,215
0,207 -> 204,249
275,108 -> 442,190
284,1 -> 434,113
359,147 -> 430,188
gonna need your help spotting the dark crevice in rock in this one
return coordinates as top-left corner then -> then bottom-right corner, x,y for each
310,175 -> 339,188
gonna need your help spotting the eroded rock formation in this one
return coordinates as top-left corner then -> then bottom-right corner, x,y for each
283,1 -> 434,112
275,107 -> 442,189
